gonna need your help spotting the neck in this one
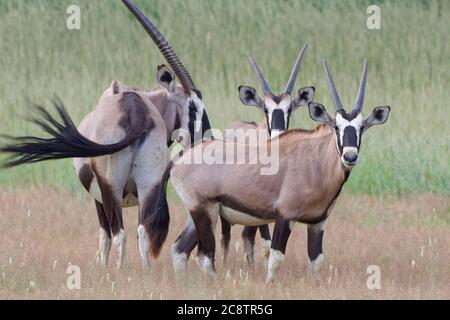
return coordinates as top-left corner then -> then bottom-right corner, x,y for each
144,89 -> 180,144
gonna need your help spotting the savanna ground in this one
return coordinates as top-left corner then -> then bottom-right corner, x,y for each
0,0 -> 449,299
0,189 -> 448,299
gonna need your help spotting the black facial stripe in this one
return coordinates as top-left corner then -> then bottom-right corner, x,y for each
272,95 -> 283,104
286,109 -> 292,130
201,110 -> 212,136
336,127 -> 343,154
342,126 -> 358,148
188,101 -> 197,145
338,109 -> 359,121
193,89 -> 203,100
271,109 -> 286,131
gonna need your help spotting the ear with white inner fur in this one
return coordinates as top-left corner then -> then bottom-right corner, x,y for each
238,85 -> 265,110
363,106 -> 391,131
157,65 -> 176,93
308,102 -> 334,127
293,87 -> 315,110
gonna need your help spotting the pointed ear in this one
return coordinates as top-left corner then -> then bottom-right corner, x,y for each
363,106 -> 391,131
308,102 -> 334,127
238,85 -> 264,109
293,87 -> 315,110
109,80 -> 126,95
157,65 -> 176,93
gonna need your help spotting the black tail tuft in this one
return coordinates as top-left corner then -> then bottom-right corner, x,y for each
147,163 -> 172,258
0,98 -> 144,168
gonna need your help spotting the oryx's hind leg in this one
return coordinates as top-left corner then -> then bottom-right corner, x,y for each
95,200 -> 112,267
241,226 -> 257,265
133,133 -> 169,269
259,224 -> 272,262
307,221 -> 325,278
191,203 -> 220,274
171,213 -> 198,273
219,215 -> 231,264
93,153 -> 132,269
135,179 -> 164,270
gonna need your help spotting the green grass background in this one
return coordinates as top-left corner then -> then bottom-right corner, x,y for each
0,0 -> 448,196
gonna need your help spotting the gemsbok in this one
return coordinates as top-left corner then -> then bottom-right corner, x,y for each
220,45 -> 315,265
170,58 -> 390,282
0,0 -> 211,269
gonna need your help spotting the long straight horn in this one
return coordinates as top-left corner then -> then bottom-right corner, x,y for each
353,58 -> 368,113
323,59 -> 344,111
284,44 -> 308,95
247,53 -> 272,96
122,0 -> 196,93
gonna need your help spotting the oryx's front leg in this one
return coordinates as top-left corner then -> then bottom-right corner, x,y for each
259,224 -> 271,262
266,218 -> 293,283
95,200 -> 111,267
307,220 -> 325,278
241,226 -> 257,265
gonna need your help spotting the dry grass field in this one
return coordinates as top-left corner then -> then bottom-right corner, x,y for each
0,188 -> 448,300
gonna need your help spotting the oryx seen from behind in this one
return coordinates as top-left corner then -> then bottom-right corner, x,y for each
170,58 -> 390,282
221,45 -> 315,265
0,0 -> 211,269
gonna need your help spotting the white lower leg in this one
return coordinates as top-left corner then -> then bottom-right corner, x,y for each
99,228 -> 111,267
137,225 -> 150,270
261,239 -> 271,261
171,243 -> 189,273
265,249 -> 285,283
196,254 -> 216,275
243,238 -> 255,265
309,254 -> 324,278
113,229 -> 127,269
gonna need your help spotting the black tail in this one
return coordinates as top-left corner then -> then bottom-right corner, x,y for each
146,161 -> 172,258
0,98 -> 146,168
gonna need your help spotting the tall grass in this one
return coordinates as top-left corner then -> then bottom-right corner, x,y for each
0,0 -> 448,195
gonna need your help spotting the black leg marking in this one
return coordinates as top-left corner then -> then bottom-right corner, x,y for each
95,200 -> 111,237
191,207 -> 216,272
174,226 -> 198,258
259,224 -> 271,241
220,215 -> 231,262
307,224 -> 324,262
271,218 -> 292,254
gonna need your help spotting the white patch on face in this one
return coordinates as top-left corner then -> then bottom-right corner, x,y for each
190,91 -> 205,133
137,225 -> 150,270
264,97 -> 291,139
335,113 -> 364,146
266,249 -> 285,283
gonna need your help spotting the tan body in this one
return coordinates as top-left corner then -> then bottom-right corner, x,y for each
172,125 -> 346,226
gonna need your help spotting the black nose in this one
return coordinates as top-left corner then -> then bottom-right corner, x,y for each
343,152 -> 358,163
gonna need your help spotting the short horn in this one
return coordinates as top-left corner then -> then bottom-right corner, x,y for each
353,58 -> 368,113
284,44 -> 308,95
122,0 -> 196,93
323,59 -> 344,111
247,53 -> 272,96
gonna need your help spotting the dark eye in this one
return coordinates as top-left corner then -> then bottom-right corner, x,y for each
334,125 -> 339,131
